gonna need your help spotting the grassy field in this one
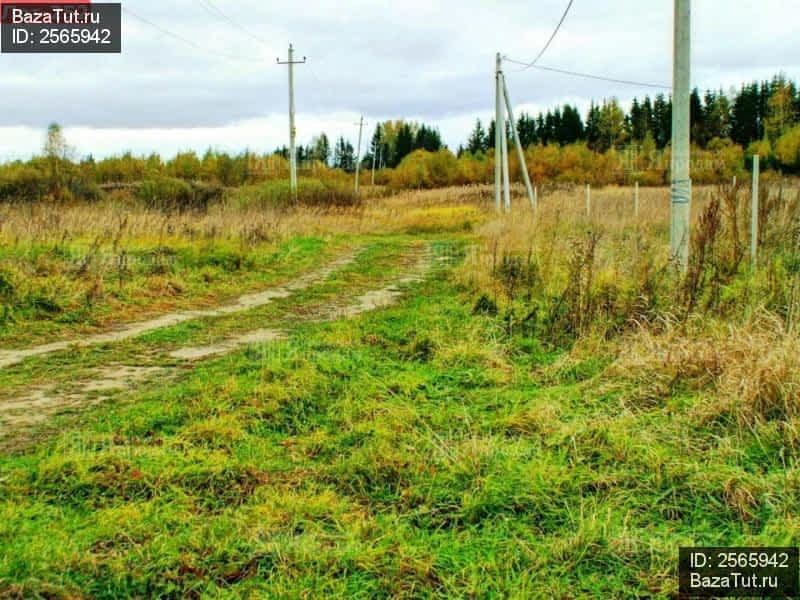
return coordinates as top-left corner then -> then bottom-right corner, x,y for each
0,182 -> 799,598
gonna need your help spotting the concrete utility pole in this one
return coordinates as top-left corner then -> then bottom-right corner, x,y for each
671,0 -> 691,270
495,52 -> 503,211
371,137 -> 377,186
502,74 -> 536,210
751,154 -> 760,267
500,106 -> 512,213
354,116 -> 366,194
277,44 -> 306,197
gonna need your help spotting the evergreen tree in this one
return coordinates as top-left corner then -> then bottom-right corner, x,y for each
560,105 -> 584,144
641,96 -> 655,139
535,114 -> 546,144
487,119 -> 511,149
394,123 -> 415,165
333,137 -> 355,171
630,97 -> 646,141
731,83 -> 760,146
516,112 -> 538,148
690,88 -> 705,145
652,94 -> 672,148
466,119 -> 488,154
585,102 -> 601,150
551,108 -> 563,144
415,124 -> 443,152
758,80 -> 771,140
363,124 -> 383,167
538,111 -> 554,145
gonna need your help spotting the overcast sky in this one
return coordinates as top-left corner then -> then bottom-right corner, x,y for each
1,0 -> 799,160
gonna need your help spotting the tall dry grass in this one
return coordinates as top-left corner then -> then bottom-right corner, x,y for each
0,185 -> 491,248
456,178 -> 800,426
2,179 -> 798,429
602,312 -> 800,425
0,185 -> 493,347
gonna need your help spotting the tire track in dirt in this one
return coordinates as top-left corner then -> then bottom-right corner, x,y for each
0,244 -> 433,449
0,366 -> 169,432
0,250 -> 358,370
165,243 -> 432,362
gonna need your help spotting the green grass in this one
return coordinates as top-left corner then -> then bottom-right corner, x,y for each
0,236 -> 420,400
1,242 -> 798,598
0,234 -> 339,347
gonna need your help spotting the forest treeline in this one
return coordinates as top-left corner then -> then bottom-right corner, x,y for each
273,121 -> 444,171
1,74 -> 798,204
462,74 -> 799,161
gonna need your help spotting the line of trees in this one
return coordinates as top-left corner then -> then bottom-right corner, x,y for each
271,121 -> 444,173
264,74 -> 800,177
364,121 -> 443,170
460,74 -> 800,167
3,73 -> 799,205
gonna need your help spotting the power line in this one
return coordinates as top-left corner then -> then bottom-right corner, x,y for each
196,0 -> 271,49
503,57 -> 671,90
123,6 -> 258,64
515,0 -> 574,70
305,62 -> 324,87
504,0 -> 669,90
301,62 -> 328,115
123,7 -> 206,53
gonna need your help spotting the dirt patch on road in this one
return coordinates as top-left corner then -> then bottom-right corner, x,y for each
0,251 -> 356,370
333,246 -> 430,319
0,365 -> 166,433
169,329 -> 287,361
0,245 -> 433,451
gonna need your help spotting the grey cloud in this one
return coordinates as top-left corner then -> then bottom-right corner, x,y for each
0,0 -> 798,148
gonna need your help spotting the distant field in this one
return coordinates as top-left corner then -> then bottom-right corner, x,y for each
1,182 -> 799,598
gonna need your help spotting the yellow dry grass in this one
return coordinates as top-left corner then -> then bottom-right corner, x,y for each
0,185 -> 494,247
605,312 -> 800,425
452,180 -> 800,427
2,181 -> 798,429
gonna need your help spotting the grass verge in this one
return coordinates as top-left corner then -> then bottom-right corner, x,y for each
1,242 -> 797,598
